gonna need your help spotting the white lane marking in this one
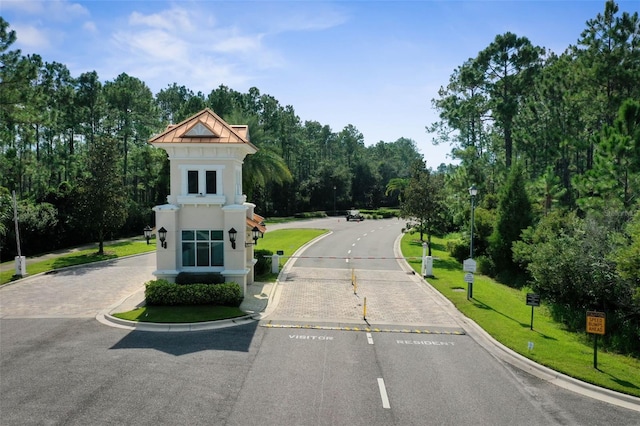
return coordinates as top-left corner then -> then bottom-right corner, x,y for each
357,237 -> 361,241
352,243 -> 356,247
377,378 -> 391,409
347,250 -> 352,255
366,332 -> 374,345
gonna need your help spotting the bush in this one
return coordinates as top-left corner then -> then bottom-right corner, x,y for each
293,211 -> 327,219
476,255 -> 495,276
447,239 -> 469,263
254,248 -> 273,276
175,272 -> 225,285
145,279 -> 243,307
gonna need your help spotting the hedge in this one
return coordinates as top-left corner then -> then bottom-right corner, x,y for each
145,279 -> 243,307
175,272 -> 225,285
254,248 -> 273,276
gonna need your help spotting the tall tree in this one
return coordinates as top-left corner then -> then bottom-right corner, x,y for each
489,161 -> 532,281
401,161 -> 447,255
475,32 -> 544,168
73,134 -> 127,255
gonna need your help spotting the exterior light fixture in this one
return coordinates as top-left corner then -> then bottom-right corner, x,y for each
247,226 -> 261,247
228,226 -> 262,249
467,185 -> 478,300
158,227 -> 168,249
143,225 -> 152,245
228,227 -> 237,249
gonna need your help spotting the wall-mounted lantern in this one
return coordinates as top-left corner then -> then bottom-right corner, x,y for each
248,226 -> 262,246
158,227 -> 168,249
228,227 -> 238,249
228,226 -> 262,249
143,225 -> 152,245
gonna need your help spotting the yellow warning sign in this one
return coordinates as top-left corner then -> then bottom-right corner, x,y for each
586,311 -> 605,335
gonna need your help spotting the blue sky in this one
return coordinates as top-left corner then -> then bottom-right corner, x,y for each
2,0 -> 636,167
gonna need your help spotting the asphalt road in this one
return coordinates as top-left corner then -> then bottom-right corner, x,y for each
1,218 -> 639,425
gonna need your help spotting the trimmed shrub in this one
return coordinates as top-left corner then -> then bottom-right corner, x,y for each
293,211 -> 328,219
175,272 -> 225,285
476,255 -> 495,276
447,239 -> 469,263
254,248 -> 273,276
145,279 -> 243,307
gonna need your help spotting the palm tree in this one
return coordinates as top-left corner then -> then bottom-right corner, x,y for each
385,177 -> 409,205
223,110 -> 292,201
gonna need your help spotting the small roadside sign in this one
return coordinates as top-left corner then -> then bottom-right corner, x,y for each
463,258 -> 477,273
586,311 -> 605,335
586,311 -> 606,369
526,293 -> 541,330
464,273 -> 474,283
526,293 -> 541,307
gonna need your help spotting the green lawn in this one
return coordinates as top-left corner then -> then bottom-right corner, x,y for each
255,228 -> 328,281
401,234 -> 640,398
113,305 -> 246,323
0,239 -> 156,285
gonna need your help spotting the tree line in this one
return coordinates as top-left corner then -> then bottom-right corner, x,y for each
1,1 -> 638,355
0,15 -> 422,258
426,1 -> 639,355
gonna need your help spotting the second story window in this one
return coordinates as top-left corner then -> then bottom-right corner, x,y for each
181,166 -> 222,196
188,170 -> 199,194
206,170 -> 217,194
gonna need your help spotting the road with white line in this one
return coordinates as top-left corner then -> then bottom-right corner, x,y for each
1,218 -> 638,425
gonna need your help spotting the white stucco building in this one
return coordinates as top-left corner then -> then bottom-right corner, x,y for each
148,108 -> 265,295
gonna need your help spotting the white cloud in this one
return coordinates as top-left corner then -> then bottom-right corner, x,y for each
213,34 -> 263,54
11,23 -> 51,49
262,3 -> 348,33
129,8 -> 196,33
83,21 -> 97,34
1,0 -> 45,14
113,29 -> 190,62
3,0 -> 89,21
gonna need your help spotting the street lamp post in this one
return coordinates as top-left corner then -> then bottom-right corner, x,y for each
467,185 -> 477,300
333,186 -> 336,216
469,185 -> 477,258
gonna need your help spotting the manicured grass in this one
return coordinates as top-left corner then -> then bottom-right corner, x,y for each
401,234 -> 640,398
112,305 -> 246,323
255,228 -> 328,281
0,239 -> 156,285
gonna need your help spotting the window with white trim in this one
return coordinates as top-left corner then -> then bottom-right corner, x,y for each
180,165 -> 223,195
182,230 -> 224,267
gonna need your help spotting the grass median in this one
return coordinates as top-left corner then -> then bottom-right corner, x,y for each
401,233 -> 640,398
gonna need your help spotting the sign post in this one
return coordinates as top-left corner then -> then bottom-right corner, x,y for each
526,293 -> 541,330
586,311 -> 606,369
463,258 -> 476,300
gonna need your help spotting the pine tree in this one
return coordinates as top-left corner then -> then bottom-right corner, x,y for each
489,162 -> 532,282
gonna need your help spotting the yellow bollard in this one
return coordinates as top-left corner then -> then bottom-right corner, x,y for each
363,297 -> 367,320
354,276 -> 357,294
351,268 -> 355,286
